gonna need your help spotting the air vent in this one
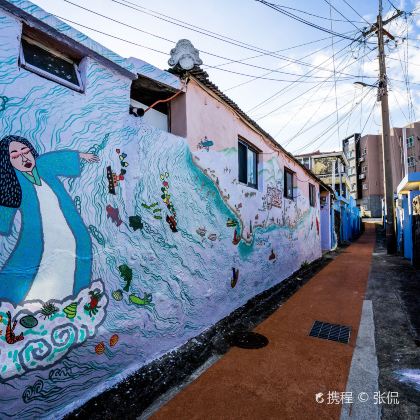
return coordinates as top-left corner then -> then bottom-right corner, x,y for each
309,320 -> 351,344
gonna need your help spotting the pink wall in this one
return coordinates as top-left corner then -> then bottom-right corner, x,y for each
183,79 -> 317,204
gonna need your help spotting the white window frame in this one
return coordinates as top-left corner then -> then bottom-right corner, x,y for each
362,147 -> 367,156
362,166 -> 367,173
362,183 -> 368,190
19,36 -> 84,93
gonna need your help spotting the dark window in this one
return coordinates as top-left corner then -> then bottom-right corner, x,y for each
284,168 -> 294,199
238,139 -> 258,189
309,183 -> 316,207
20,37 -> 83,92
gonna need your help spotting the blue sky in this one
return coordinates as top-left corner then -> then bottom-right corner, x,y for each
30,0 -> 420,153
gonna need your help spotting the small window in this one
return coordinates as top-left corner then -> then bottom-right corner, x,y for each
362,166 -> 367,173
284,167 -> 294,200
238,139 -> 258,189
362,183 -> 368,190
408,156 -> 416,167
407,136 -> 414,148
20,36 -> 84,92
298,157 -> 310,169
362,147 -> 367,156
309,183 -> 316,207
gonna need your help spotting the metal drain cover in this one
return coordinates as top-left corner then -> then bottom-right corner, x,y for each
230,332 -> 269,349
309,320 -> 351,344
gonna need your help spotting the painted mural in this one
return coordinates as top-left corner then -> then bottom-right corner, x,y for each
0,5 -> 321,419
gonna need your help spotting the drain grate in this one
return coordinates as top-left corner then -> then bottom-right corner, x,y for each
309,320 -> 351,344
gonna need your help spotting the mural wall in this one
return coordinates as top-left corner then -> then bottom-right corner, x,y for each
0,7 -> 321,418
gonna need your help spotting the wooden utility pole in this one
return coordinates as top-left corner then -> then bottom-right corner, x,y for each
363,1 -> 403,253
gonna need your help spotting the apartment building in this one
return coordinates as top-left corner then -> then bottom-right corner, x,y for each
295,150 -> 351,199
342,133 -> 360,200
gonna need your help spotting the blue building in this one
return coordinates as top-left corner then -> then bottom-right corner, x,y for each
396,172 -> 420,263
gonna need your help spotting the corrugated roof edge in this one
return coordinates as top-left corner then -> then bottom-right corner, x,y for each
168,66 -> 334,195
0,0 -> 136,80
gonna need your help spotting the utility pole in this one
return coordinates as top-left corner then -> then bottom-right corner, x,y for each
363,1 -> 403,253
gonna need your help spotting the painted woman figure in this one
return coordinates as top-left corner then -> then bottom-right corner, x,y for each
0,135 -> 99,305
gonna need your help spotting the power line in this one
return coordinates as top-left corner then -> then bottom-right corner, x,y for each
205,35 -> 344,71
61,0 -> 371,79
252,44 -> 375,120
276,53 -> 356,141
254,0 -> 366,42
341,0 -> 372,26
223,37 -> 349,92
261,2 -> 366,24
292,88 -> 375,153
326,0 -> 341,146
247,39 -> 367,114
322,0 -> 362,32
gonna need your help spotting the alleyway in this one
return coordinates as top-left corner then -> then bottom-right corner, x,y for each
151,226 -> 376,420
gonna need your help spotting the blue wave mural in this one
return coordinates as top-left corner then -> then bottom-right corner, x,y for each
0,6 -> 321,418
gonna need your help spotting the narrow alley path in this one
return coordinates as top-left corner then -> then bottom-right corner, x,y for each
151,226 -> 376,420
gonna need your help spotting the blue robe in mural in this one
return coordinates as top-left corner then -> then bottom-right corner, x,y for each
0,150 -> 92,304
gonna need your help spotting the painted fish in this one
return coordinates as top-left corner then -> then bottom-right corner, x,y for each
231,268 -> 239,288
269,249 -> 276,261
19,315 -> 38,329
232,229 -> 240,245
166,215 -> 178,232
106,205 -> 122,227
95,342 -> 105,355
129,293 -> 152,306
118,264 -> 133,292
110,334 -> 119,347
129,215 -> 143,231
196,227 -> 207,237
207,233 -> 217,241
226,218 -> 237,227
141,202 -> 158,209
111,289 -> 123,301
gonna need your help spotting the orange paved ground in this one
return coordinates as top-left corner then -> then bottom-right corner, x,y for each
152,226 -> 376,420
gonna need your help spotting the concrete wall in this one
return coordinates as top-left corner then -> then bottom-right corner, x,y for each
0,8 -> 323,419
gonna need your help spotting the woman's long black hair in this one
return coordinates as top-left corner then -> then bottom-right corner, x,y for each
0,135 -> 39,208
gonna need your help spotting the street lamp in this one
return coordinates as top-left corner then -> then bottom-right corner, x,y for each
353,81 -> 377,88
353,77 -> 396,253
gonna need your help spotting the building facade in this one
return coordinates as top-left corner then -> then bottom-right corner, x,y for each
0,1 -> 333,418
295,150 -> 351,199
342,133 -> 360,200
